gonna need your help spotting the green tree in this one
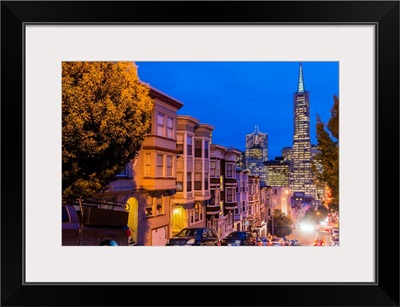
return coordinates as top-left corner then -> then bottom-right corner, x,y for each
312,95 -> 339,208
268,212 -> 293,237
62,62 -> 153,200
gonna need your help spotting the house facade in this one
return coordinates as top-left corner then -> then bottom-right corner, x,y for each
94,86 -> 183,246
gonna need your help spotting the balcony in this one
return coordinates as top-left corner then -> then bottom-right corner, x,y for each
206,206 -> 221,215
224,202 -> 237,210
248,194 -> 260,202
143,177 -> 176,191
234,213 -> 242,221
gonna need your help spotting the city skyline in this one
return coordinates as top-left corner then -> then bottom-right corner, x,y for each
136,61 -> 339,159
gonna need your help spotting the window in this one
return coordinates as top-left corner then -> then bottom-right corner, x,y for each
156,197 -> 163,215
204,173 -> 209,190
157,113 -> 165,136
62,206 -> 69,222
226,188 -> 235,202
166,155 -> 173,177
210,189 -> 215,205
176,172 -> 183,192
187,172 -> 192,191
187,136 -> 192,155
166,117 -> 173,138
215,189 -> 220,205
176,133 -> 184,153
204,141 -> 209,158
116,164 -> 128,177
146,196 -> 153,217
226,163 -> 233,178
210,161 -> 216,177
194,173 -> 202,190
157,154 -> 164,177
194,203 -> 200,222
195,139 -> 202,157
145,153 -> 151,176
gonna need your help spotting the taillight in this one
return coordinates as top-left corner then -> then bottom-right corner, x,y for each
125,227 -> 131,237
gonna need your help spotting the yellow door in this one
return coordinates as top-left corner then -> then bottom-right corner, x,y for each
126,197 -> 139,243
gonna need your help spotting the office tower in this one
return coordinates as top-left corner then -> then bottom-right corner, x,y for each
245,126 -> 268,185
245,125 -> 268,161
289,63 -> 316,198
281,147 -> 292,162
265,157 -> 290,187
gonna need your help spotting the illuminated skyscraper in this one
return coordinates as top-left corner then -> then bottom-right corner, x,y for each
245,125 -> 268,161
289,63 -> 316,198
245,126 -> 268,185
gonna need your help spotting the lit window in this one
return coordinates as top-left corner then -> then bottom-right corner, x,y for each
146,196 -> 153,217
156,197 -> 163,215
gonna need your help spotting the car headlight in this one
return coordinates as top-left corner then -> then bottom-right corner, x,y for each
186,239 -> 195,245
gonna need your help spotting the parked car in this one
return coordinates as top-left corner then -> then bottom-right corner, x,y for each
255,237 -> 263,246
220,231 -> 257,246
62,203 -> 130,246
331,227 -> 339,235
270,237 -> 285,246
281,236 -> 291,246
258,236 -> 273,246
331,238 -> 340,246
290,239 -> 300,246
166,227 -> 219,246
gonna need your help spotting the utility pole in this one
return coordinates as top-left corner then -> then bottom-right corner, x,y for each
271,213 -> 274,237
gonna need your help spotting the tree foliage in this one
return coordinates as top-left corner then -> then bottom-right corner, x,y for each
303,206 -> 329,225
62,62 -> 153,200
268,212 -> 293,237
312,95 -> 339,207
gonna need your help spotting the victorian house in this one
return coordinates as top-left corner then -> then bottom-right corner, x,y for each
94,86 -> 183,246
172,115 -> 214,236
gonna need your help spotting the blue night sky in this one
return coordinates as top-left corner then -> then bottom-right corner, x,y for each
136,61 -> 339,160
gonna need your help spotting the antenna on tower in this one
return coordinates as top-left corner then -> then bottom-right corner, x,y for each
298,62 -> 305,93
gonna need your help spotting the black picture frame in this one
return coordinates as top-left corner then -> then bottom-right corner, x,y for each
1,1 -> 399,306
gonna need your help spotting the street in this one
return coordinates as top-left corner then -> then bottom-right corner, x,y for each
287,228 -> 316,246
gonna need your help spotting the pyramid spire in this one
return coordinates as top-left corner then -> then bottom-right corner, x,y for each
254,125 -> 259,144
297,62 -> 305,93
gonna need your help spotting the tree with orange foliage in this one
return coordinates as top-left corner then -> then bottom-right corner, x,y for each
62,62 -> 153,200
